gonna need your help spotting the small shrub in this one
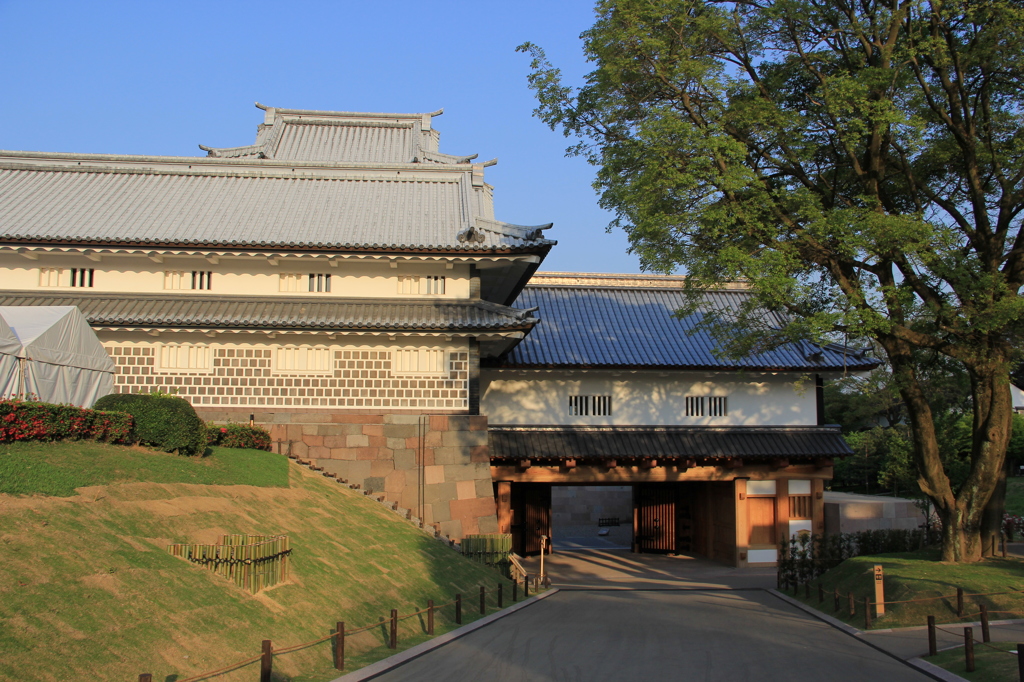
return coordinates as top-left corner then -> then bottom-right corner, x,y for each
205,423 -> 272,451
93,393 -> 206,456
0,399 -> 133,444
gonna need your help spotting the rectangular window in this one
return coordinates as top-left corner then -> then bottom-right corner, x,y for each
397,276 -> 446,295
39,268 -> 62,287
274,347 -> 333,374
569,395 -> 612,416
708,396 -> 728,417
392,349 -> 447,376
685,396 -> 704,417
158,344 -> 212,372
308,273 -> 331,293
70,268 -> 94,288
192,271 -> 213,290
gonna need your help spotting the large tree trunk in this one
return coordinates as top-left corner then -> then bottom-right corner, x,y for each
965,361 -> 1013,558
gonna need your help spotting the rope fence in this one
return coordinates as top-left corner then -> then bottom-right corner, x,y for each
136,574 -> 541,682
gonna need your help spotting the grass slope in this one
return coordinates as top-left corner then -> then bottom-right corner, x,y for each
0,441 -> 289,495
0,442 -> 512,682
930,641 -> 1021,681
789,549 -> 1024,630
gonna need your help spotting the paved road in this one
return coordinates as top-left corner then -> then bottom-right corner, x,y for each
363,589 -> 932,682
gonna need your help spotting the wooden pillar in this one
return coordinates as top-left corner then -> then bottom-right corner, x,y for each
496,481 -> 512,534
775,478 -> 790,552
734,478 -> 748,567
811,478 -> 825,535
631,484 -> 639,553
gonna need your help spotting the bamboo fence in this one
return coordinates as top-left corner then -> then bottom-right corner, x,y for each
167,534 -> 291,593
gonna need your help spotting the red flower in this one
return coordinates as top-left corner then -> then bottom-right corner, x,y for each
220,427 -> 228,433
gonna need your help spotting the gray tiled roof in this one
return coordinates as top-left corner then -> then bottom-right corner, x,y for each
0,163 -> 553,252
200,105 -> 476,165
501,281 -> 877,371
0,291 -> 537,332
488,425 -> 851,461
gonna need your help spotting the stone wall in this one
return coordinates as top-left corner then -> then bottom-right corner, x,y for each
200,408 -> 497,541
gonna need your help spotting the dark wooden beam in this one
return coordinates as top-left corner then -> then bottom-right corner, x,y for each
605,459 -> 618,469
724,458 -> 743,469
771,458 -> 789,469
814,457 -> 834,468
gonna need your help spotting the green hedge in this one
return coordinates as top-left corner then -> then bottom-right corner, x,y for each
205,423 -> 272,451
0,399 -> 133,444
93,393 -> 207,456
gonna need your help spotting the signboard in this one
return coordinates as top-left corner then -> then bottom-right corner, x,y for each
874,565 -> 885,616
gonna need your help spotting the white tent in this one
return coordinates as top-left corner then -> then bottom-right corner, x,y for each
0,314 -> 20,398
0,306 -> 115,407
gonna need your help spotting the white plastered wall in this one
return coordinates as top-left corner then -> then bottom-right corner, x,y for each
480,369 -> 818,426
0,253 -> 471,299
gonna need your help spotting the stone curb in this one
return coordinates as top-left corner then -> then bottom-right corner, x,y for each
768,588 -> 861,635
906,658 -> 970,682
329,588 -> 560,681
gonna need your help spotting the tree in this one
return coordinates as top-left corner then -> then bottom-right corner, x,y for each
520,0 -> 1024,561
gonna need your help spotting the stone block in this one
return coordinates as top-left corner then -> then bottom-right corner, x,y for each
393,449 -> 417,471
355,447 -> 379,460
308,445 -> 331,459
363,424 -> 385,437
367,435 -> 388,448
456,480 -> 477,500
384,414 -> 422,425
447,416 -> 471,431
290,440 -> 308,459
424,431 -> 442,447
323,435 -> 347,449
286,424 -> 304,440
442,430 -> 487,448
477,515 -> 498,534
383,424 -> 419,439
328,447 -> 354,461
449,496 -> 498,522
469,445 -> 489,463
422,448 -> 434,466
438,519 -> 463,540
475,478 -> 494,499
461,515 -> 480,536
444,463 -> 486,482
268,424 -> 287,441
347,434 -> 370,448
426,481 -> 458,508
296,413 -> 332,423
429,415 -> 448,431
424,465 -> 446,485
385,469 -> 405,493
370,459 -> 394,476
332,414 -> 384,424
304,435 -> 324,447
389,438 -> 409,450
364,476 -> 386,494
468,415 -> 488,431
432,447 -> 469,466
302,424 -> 320,436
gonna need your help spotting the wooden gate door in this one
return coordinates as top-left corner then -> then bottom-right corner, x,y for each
633,483 -> 677,553
510,484 -> 551,556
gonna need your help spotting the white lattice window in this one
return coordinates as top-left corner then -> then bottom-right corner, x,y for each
274,347 -> 333,374
158,344 -> 212,372
685,396 -> 704,417
392,349 -> 447,376
397,276 -> 445,295
569,395 -> 612,416
39,268 -> 63,287
280,273 -> 304,292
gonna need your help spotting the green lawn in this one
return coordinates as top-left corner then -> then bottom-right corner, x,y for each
0,441 -> 514,682
0,440 -> 289,495
930,641 -> 1022,681
789,549 -> 1024,630
1006,477 -> 1024,516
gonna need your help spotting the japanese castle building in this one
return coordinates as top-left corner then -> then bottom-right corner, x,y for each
0,104 -> 875,565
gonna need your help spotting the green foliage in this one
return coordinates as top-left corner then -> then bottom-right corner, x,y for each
205,423 -> 272,451
778,529 -> 940,587
0,442 -> 289,496
521,1 -> 1024,557
0,398 -> 133,444
93,393 -> 207,456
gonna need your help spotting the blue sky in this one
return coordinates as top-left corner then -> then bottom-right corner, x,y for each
0,0 -> 645,274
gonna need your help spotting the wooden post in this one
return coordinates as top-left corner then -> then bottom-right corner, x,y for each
512,579 -> 518,602
1018,643 -> 1024,681
334,622 -> 345,671
480,585 -> 486,615
427,600 -> 434,636
981,604 -> 990,643
498,583 -> 503,609
389,609 -> 398,649
873,565 -> 885,616
139,676 -> 152,682
818,583 -> 824,603
524,575 -> 529,598
834,588 -> 840,612
260,640 -> 273,682
1002,533 -> 1008,558
864,598 -> 872,629
848,592 -> 855,617
957,587 -> 964,617
964,627 -> 975,672
455,593 -> 462,624
927,616 -> 937,657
